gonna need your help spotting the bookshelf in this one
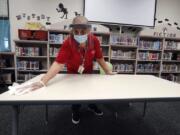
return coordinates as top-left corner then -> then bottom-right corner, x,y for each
14,29 -> 111,82
13,28 -> 180,84
137,36 -> 163,77
137,36 -> 180,83
161,37 -> 180,83
110,34 -> 138,74
14,37 -> 48,83
0,52 -> 16,85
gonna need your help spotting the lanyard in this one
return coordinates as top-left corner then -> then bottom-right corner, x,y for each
79,45 -> 88,66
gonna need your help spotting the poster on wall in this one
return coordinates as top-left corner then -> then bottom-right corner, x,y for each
13,0 -> 83,29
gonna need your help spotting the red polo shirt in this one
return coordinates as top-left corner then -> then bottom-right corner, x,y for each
55,34 -> 103,74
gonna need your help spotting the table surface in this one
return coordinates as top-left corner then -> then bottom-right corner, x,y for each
0,74 -> 180,104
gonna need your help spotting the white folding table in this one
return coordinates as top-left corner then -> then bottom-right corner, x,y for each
0,74 -> 180,135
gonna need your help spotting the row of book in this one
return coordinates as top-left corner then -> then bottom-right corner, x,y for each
17,74 -> 37,82
161,74 -> 180,83
164,41 -> 180,50
111,50 -> 136,59
138,52 -> 160,60
113,64 -> 134,72
163,52 -> 180,60
16,47 -> 41,56
137,64 -> 159,72
139,41 -> 162,50
110,35 -> 137,45
49,47 -> 60,57
49,34 -> 68,44
17,61 -> 40,70
163,64 -> 180,72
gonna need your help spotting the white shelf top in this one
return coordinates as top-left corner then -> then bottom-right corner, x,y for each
138,49 -> 162,52
138,60 -> 161,62
49,42 -> 62,45
14,40 -> 48,44
163,60 -> 180,63
0,52 -> 15,55
136,71 -> 159,74
161,72 -> 180,74
0,67 -> 15,70
0,74 -> 180,103
17,70 -> 48,72
17,56 -> 47,58
111,44 -> 137,48
50,56 -> 57,58
117,71 -> 134,74
101,44 -> 109,47
111,58 -> 136,61
164,49 -> 180,52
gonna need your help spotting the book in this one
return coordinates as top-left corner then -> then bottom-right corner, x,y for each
16,47 -> 40,56
137,64 -> 159,72
110,34 -> 137,46
139,41 -> 162,50
164,41 -> 179,50
112,63 -> 134,72
111,50 -> 136,59
138,52 -> 160,60
50,47 -> 60,57
163,64 -> 180,72
50,34 -> 64,44
17,61 -> 40,70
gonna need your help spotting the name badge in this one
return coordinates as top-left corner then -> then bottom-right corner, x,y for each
78,65 -> 85,74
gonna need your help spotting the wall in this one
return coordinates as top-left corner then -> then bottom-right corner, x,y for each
156,0 -> 180,26
9,0 -> 84,50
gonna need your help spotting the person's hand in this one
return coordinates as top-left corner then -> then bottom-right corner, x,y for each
13,81 -> 45,95
106,71 -> 117,75
29,81 -> 45,91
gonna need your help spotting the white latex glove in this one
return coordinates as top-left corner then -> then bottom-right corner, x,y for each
8,81 -> 45,96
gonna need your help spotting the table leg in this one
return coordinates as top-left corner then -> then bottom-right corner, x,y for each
12,105 -> 19,135
143,101 -> 147,117
45,105 -> 48,125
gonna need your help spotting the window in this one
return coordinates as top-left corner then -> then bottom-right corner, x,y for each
0,0 -> 11,52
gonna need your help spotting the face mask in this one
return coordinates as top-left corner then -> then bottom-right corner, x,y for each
74,34 -> 88,44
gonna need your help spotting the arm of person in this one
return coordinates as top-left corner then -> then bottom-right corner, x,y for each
96,58 -> 115,75
41,38 -> 71,86
41,62 -> 64,85
20,38 -> 71,92
15,62 -> 64,94
93,35 -> 116,75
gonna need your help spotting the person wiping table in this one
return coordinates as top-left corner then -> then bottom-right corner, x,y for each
10,16 -> 115,124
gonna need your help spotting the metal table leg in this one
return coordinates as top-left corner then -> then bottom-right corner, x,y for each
143,101 -> 147,117
12,105 -> 19,135
45,105 -> 48,125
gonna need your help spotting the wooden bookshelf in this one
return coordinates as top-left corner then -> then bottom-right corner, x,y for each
12,29 -> 180,83
14,38 -> 48,82
137,35 -> 180,83
13,29 -> 111,82
14,40 -> 48,44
